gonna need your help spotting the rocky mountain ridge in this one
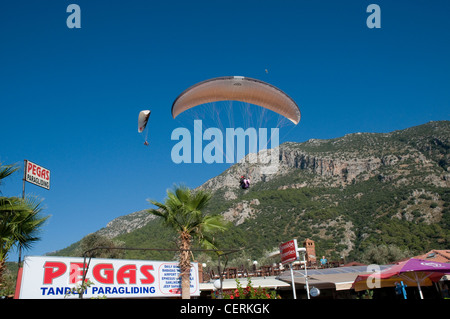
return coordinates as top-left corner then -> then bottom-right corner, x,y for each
95,210 -> 156,239
54,121 -> 450,261
198,121 -> 449,196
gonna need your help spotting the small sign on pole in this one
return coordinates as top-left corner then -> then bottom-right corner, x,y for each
279,239 -> 299,264
19,160 -> 51,265
24,160 -> 50,190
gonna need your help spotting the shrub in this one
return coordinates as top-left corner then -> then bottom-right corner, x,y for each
216,278 -> 280,299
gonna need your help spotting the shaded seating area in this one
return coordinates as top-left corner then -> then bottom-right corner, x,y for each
205,264 -> 283,281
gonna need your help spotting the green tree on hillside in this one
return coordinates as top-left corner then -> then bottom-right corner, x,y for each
360,244 -> 412,265
147,185 -> 229,299
77,233 -> 126,259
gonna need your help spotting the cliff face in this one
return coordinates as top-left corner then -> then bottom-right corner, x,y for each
199,121 -> 450,196
96,211 -> 156,239
278,148 -> 383,185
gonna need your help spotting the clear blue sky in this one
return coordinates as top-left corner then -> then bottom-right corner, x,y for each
1,1 -> 449,261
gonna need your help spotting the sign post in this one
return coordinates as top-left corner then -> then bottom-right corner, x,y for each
18,160 -> 51,267
289,263 -> 296,299
300,247 -> 311,299
279,239 -> 299,299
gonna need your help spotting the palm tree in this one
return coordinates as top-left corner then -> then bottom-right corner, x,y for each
0,196 -> 48,261
0,162 -> 49,288
147,185 -> 228,299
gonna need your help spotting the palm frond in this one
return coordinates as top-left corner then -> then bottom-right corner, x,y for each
0,162 -> 20,191
0,195 -> 48,258
146,185 -> 228,250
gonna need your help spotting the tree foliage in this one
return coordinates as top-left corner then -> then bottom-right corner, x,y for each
147,185 -> 229,299
77,233 -> 125,259
0,162 -> 48,296
360,244 -> 412,265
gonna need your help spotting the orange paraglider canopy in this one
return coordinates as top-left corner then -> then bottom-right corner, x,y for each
171,76 -> 301,125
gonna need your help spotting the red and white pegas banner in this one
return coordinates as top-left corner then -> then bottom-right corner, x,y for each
279,239 -> 299,264
24,160 -> 50,190
16,256 -> 199,299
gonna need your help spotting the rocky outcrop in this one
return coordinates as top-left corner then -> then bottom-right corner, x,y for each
278,148 -> 383,183
199,146 -> 408,193
199,121 -> 450,194
96,210 -> 156,239
222,199 -> 261,226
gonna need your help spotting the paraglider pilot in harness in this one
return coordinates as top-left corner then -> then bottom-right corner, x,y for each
239,176 -> 250,189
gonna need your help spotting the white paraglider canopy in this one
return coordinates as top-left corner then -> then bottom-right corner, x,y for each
138,110 -> 151,133
138,110 -> 151,146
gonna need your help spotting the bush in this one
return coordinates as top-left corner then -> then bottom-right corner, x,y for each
215,278 -> 280,299
360,244 -> 411,265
